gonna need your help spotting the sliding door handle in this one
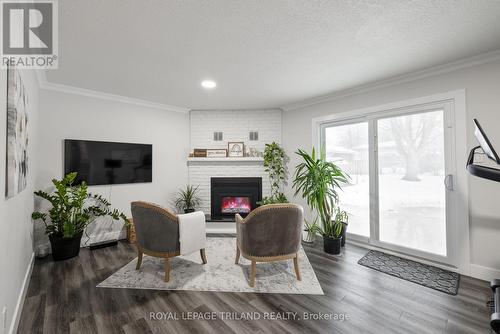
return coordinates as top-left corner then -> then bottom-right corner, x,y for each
444,174 -> 454,191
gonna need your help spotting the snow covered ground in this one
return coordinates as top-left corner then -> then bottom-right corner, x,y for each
339,174 -> 446,256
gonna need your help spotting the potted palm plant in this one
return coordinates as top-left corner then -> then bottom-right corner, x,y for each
174,185 -> 202,213
293,147 -> 349,255
32,172 -> 127,261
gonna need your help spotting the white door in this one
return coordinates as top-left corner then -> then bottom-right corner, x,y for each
322,105 -> 457,265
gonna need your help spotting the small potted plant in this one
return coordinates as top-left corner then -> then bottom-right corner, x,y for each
302,218 -> 318,243
320,220 -> 343,255
32,172 -> 127,261
174,185 -> 202,213
334,207 -> 349,247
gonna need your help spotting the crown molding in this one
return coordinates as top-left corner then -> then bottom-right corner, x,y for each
36,71 -> 190,113
190,108 -> 283,112
281,49 -> 500,112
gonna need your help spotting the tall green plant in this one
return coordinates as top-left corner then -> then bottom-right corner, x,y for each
174,185 -> 202,212
259,142 -> 288,205
292,147 -> 349,237
32,172 -> 127,238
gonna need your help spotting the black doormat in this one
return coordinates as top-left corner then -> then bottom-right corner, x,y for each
358,250 -> 460,295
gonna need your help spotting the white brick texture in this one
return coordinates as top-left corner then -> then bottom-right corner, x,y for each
190,109 -> 282,152
188,109 -> 282,214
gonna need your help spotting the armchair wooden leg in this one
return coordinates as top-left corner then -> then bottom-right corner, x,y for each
293,254 -> 301,281
164,257 -> 171,282
249,260 -> 257,287
200,248 -> 207,264
136,250 -> 143,270
235,245 -> 241,264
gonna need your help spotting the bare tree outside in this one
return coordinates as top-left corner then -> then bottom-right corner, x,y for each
377,110 -> 446,255
380,111 -> 443,181
325,110 -> 446,255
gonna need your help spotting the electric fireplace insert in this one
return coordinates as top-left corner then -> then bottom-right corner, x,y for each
210,177 -> 262,220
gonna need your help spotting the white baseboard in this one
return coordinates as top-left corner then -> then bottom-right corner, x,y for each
9,252 -> 35,334
470,264 -> 500,282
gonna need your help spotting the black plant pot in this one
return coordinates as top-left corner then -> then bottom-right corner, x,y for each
323,236 -> 342,255
184,208 -> 195,213
340,222 -> 348,247
49,232 -> 83,261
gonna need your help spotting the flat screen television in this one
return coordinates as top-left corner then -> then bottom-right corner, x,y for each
64,139 -> 152,186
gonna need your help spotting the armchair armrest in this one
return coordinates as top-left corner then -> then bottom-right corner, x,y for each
235,213 -> 244,246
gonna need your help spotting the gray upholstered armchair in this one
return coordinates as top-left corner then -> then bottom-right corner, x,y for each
130,201 -> 207,282
235,203 -> 304,287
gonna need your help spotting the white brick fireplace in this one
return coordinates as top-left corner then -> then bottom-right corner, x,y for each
188,109 -> 282,227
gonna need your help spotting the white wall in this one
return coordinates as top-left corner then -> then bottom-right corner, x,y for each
282,59 -> 500,280
0,70 -> 39,334
35,89 -> 190,251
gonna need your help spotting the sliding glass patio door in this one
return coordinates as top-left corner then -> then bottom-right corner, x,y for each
321,106 -> 456,265
324,122 -> 370,237
376,110 -> 447,256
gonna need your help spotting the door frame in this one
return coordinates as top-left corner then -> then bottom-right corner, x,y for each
312,90 -> 470,274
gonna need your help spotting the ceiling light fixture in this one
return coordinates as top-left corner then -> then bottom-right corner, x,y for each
201,80 -> 217,89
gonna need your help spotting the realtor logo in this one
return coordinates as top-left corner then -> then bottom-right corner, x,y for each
1,0 -> 58,69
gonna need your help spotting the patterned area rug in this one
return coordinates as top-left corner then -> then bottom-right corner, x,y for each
358,250 -> 460,295
98,237 -> 323,295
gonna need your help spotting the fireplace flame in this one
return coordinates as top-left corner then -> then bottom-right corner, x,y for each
221,196 -> 251,214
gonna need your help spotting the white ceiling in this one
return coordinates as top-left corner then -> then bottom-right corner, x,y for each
47,0 -> 500,110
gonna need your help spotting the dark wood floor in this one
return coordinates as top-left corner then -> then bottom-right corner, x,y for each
18,236 -> 493,334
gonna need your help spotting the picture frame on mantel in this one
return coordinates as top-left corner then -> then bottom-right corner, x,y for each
206,149 -> 227,158
228,142 -> 245,157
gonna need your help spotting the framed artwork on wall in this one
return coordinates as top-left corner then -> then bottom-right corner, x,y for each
6,68 -> 29,198
228,142 -> 244,157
